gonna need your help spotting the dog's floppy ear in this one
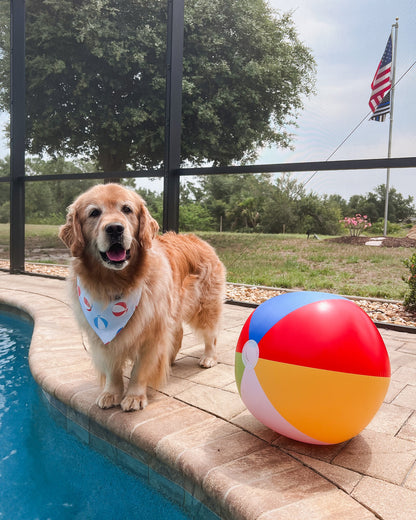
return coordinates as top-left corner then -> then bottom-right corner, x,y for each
59,204 -> 85,257
137,204 -> 159,249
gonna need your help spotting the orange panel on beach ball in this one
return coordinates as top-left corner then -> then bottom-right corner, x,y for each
256,359 -> 390,444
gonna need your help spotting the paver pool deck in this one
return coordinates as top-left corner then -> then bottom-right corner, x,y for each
1,272 -> 415,519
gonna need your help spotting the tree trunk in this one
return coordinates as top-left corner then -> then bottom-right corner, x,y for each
97,147 -> 128,184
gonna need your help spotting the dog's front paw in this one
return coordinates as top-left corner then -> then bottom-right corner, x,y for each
199,355 -> 217,368
120,394 -> 148,412
96,391 -> 122,409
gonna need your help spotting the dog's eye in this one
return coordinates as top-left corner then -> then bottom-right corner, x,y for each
89,208 -> 101,218
122,205 -> 132,214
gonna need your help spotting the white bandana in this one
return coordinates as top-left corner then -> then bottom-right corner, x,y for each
77,277 -> 142,345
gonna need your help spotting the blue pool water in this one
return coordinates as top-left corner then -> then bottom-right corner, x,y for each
0,311 -> 190,520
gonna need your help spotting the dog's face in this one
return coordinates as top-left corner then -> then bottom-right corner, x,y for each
59,184 -> 159,270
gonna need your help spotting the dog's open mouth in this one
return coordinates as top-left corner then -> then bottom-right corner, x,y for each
100,244 -> 131,266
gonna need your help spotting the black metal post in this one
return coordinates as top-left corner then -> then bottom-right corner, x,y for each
10,0 -> 26,273
163,0 -> 184,232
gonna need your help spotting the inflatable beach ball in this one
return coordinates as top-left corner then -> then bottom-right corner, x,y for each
235,292 -> 391,445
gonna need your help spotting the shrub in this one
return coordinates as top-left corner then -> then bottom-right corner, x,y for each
402,252 -> 416,312
340,214 -> 371,236
0,201 -> 10,223
367,218 -> 400,236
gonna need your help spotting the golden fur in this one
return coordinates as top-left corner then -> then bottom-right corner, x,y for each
59,184 -> 226,411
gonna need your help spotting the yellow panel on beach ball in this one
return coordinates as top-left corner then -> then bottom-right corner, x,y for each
256,358 -> 391,444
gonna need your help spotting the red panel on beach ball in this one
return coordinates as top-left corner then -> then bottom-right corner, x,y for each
258,298 -> 390,377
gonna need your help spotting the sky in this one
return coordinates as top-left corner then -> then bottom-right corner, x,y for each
257,0 -> 416,200
2,0 -> 415,202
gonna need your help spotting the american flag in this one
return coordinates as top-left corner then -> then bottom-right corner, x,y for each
369,35 -> 392,122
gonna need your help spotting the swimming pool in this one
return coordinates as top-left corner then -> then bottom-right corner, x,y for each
0,309 -> 193,520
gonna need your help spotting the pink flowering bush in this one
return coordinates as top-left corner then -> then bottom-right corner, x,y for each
340,214 -> 372,237
403,253 -> 416,312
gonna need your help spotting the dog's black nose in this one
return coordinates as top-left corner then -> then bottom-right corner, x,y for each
105,223 -> 124,238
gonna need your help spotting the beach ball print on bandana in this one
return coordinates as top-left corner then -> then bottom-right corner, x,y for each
77,278 -> 142,344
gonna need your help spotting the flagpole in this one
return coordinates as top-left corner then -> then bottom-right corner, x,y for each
383,18 -> 399,237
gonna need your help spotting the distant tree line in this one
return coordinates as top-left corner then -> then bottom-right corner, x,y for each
1,157 -> 414,234
0,157 -> 99,224
178,174 -> 416,234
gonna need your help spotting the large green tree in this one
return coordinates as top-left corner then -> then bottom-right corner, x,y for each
0,0 -> 315,171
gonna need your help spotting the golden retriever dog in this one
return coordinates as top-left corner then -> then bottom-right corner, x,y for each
59,184 -> 226,411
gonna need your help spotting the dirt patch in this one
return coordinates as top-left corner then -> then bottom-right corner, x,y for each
327,236 -> 416,248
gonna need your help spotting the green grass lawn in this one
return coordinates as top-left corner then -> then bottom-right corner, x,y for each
0,223 -> 61,240
0,224 -> 412,300
200,232 -> 410,300
0,223 -> 64,249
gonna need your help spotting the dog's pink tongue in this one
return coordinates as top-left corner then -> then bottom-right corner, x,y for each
107,246 -> 127,262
